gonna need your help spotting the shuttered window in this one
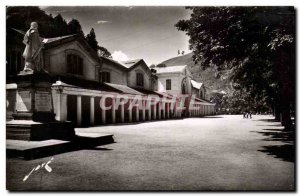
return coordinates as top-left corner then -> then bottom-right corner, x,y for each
99,71 -> 111,83
67,54 -> 83,75
136,73 -> 144,87
166,79 -> 171,90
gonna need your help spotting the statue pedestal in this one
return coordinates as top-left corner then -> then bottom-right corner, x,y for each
7,72 -> 75,141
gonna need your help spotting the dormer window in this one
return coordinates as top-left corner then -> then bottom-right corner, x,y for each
136,72 -> 144,87
99,71 -> 111,83
200,91 -> 204,99
67,54 -> 83,75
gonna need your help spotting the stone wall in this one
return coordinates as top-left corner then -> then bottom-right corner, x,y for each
44,41 -> 99,81
127,64 -> 152,90
101,62 -> 127,85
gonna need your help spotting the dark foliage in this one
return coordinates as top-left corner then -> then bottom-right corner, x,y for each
175,7 -> 295,129
86,28 -> 112,58
6,6 -> 111,58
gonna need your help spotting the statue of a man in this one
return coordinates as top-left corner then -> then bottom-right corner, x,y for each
22,22 -> 45,72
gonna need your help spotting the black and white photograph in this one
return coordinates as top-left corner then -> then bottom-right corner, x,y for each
5,3 -> 295,191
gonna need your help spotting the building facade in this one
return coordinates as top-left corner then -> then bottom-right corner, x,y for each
6,31 -> 215,128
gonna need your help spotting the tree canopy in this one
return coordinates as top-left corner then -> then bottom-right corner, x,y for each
7,6 -> 111,58
175,7 -> 295,129
86,28 -> 112,58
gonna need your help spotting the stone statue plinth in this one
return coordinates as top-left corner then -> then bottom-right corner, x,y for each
12,71 -> 55,121
7,72 -> 75,141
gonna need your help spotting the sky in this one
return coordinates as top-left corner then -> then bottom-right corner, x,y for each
42,6 -> 192,65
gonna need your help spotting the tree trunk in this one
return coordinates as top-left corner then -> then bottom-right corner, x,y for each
274,103 -> 281,121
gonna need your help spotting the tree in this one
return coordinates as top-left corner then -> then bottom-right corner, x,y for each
175,7 -> 295,130
97,46 -> 111,58
7,7 -> 112,60
86,28 -> 98,51
85,28 -> 112,58
52,14 -> 68,36
7,6 -> 55,38
67,19 -> 84,37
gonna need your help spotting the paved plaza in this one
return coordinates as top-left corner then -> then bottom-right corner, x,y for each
7,115 -> 294,191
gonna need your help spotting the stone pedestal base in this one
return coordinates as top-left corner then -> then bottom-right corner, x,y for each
7,72 -> 75,141
6,120 -> 75,141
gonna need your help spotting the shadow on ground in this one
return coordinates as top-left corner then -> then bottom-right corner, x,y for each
7,135 -> 115,160
201,116 -> 224,119
254,126 -> 295,162
254,118 -> 278,122
259,144 -> 295,162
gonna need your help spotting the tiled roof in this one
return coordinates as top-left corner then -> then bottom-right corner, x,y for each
154,91 -> 175,99
194,97 -> 212,103
100,56 -> 128,70
104,83 -> 145,95
120,59 -> 142,68
42,34 -> 100,63
45,34 -> 76,44
212,90 -> 227,95
132,88 -> 162,97
154,65 -> 187,74
51,75 -> 122,93
191,80 -> 203,90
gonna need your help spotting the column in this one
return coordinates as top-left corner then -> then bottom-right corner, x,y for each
136,103 -> 139,121
174,101 -> 177,118
128,99 -> 132,123
148,100 -> 152,120
77,95 -> 82,126
90,96 -> 95,125
162,101 -> 166,119
158,101 -> 161,120
142,99 -> 146,121
111,98 -> 116,124
179,101 -> 184,118
55,93 -> 67,121
153,102 -> 157,120
167,103 -> 170,119
101,97 -> 106,124
170,102 -> 174,118
121,99 -> 125,123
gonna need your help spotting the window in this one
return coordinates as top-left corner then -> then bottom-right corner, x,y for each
67,54 -> 83,75
99,71 -> 111,83
200,91 -> 204,99
181,78 -> 187,94
166,79 -> 171,90
136,73 -> 144,87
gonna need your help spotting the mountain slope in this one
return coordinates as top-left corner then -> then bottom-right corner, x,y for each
160,53 -> 233,95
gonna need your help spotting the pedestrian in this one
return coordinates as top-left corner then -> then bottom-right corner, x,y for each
249,112 -> 252,119
243,112 -> 246,118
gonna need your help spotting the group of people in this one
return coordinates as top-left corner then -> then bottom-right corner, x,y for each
243,112 -> 252,119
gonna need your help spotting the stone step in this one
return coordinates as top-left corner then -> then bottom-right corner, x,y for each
7,139 -> 72,160
7,133 -> 114,160
6,132 -> 30,141
6,120 -> 75,141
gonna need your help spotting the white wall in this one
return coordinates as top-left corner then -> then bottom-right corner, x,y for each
101,62 -> 127,85
157,73 -> 185,95
127,65 -> 152,90
156,67 -> 193,95
44,41 -> 99,81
